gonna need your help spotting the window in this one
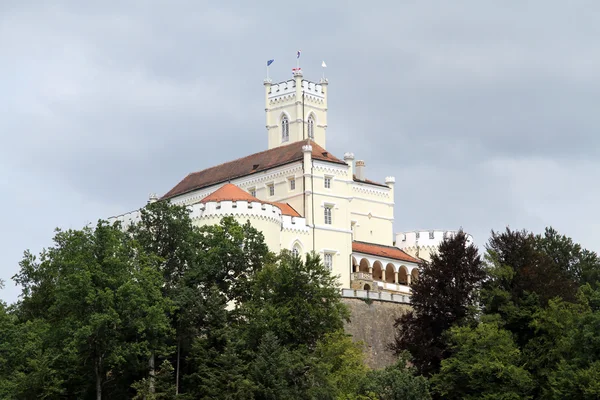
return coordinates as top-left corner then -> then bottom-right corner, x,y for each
289,178 -> 295,191
429,231 -> 435,239
324,176 -> 331,189
416,231 -> 420,239
307,114 -> 315,139
281,115 -> 289,142
324,253 -> 333,270
324,206 -> 332,224
249,187 -> 256,197
292,246 -> 300,257
267,184 -> 275,196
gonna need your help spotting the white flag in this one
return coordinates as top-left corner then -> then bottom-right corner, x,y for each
321,60 -> 327,68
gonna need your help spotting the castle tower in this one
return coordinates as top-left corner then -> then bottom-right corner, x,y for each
264,69 -> 328,150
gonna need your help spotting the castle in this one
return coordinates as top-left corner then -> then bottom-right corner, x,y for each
110,67 -> 469,303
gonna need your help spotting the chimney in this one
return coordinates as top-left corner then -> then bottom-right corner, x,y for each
148,193 -> 158,204
355,160 -> 366,181
344,152 -> 355,177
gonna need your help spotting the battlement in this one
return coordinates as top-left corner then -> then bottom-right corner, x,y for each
267,79 -> 325,100
190,200 -> 283,223
396,230 -> 473,249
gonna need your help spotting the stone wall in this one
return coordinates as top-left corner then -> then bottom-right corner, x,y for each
342,298 -> 412,369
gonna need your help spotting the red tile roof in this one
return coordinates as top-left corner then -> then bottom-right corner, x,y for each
352,241 -> 420,263
162,140 -> 347,199
200,183 -> 258,203
272,202 -> 301,217
199,183 -> 302,217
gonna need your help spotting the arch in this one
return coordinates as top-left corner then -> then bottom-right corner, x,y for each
307,113 -> 316,139
398,265 -> 409,285
359,258 -> 370,273
289,239 -> 303,259
385,263 -> 396,283
352,256 -> 358,272
372,261 -> 383,281
363,284 -> 371,291
411,268 -> 419,284
281,113 -> 289,142
385,263 -> 395,283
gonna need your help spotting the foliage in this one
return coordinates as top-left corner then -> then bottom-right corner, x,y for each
9,199 -> 600,400
353,353 -> 431,400
132,360 -> 177,400
431,321 -> 534,399
481,228 -> 579,347
392,230 -> 484,376
242,251 -> 349,350
11,221 -> 173,399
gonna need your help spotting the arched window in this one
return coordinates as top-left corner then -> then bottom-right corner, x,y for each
292,246 -> 300,257
281,115 -> 289,142
307,114 -> 315,139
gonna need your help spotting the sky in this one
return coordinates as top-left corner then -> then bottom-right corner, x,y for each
2,1 -> 599,303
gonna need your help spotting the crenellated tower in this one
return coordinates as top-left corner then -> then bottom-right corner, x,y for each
264,69 -> 328,150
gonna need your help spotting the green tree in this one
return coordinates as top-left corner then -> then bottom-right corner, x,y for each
392,230 -> 484,376
481,228 -> 578,347
354,354 -> 432,400
431,322 -> 533,399
530,285 -> 600,399
242,251 -> 349,350
13,221 -> 172,399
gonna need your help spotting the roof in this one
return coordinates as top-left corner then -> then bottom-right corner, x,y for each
352,175 -> 389,188
272,202 -> 301,217
352,241 -> 420,263
200,183 -> 258,203
200,183 -> 301,217
163,140 -> 347,199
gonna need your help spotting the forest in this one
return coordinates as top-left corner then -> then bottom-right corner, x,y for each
1,201 -> 599,399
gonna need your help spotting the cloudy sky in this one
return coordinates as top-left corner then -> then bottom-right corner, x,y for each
2,1 -> 599,303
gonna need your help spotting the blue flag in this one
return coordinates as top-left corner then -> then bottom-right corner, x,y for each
267,59 -> 274,66
297,50 -> 301,58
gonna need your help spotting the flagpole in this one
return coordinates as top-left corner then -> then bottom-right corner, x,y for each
266,64 -> 269,81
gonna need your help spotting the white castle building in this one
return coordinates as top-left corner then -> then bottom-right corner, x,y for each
111,68 -> 465,302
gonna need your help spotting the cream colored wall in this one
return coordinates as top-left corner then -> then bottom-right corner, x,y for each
167,153 -> 395,290
265,75 -> 328,150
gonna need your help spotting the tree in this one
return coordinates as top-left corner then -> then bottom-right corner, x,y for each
13,221 -> 172,399
354,353 -> 432,400
431,322 -> 533,399
529,285 -> 600,399
481,228 -> 579,348
535,227 -> 600,289
127,201 -> 203,394
242,251 -> 350,350
392,230 -> 484,376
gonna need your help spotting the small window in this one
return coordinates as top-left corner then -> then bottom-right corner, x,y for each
429,231 -> 435,239
292,246 -> 300,257
324,176 -> 332,189
267,184 -> 275,197
289,178 -> 296,191
416,232 -> 420,239
281,115 -> 289,142
324,206 -> 332,225
249,188 -> 256,197
308,115 -> 315,139
324,253 -> 333,270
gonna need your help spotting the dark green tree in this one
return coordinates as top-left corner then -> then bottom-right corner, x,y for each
392,230 -> 484,377
431,322 -> 533,399
481,228 -> 579,348
13,221 -> 172,399
242,251 -> 349,350
354,353 -> 432,400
